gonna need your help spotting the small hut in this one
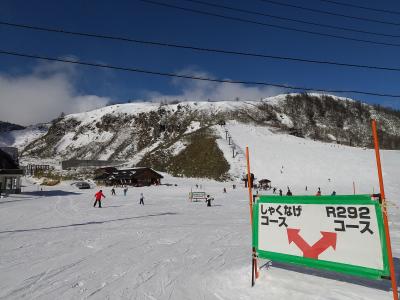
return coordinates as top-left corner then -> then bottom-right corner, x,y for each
258,179 -> 271,190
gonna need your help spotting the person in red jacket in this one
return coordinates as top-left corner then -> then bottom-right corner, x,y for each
94,190 -> 106,208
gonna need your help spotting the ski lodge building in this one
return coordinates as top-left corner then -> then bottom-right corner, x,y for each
0,147 -> 23,194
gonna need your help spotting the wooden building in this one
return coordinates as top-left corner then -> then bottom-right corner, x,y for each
94,167 -> 163,187
258,179 -> 271,190
0,148 -> 22,194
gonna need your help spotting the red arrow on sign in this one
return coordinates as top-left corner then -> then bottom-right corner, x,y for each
287,228 -> 337,259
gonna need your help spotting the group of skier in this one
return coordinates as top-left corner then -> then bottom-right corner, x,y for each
269,186 -> 336,196
94,182 -> 337,209
93,188 -> 145,208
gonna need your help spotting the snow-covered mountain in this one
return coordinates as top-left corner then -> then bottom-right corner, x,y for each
1,93 -> 400,180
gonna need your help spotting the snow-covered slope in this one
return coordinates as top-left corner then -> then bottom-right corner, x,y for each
216,121 -> 400,197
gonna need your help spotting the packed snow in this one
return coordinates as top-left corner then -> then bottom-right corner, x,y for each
1,122 -> 400,299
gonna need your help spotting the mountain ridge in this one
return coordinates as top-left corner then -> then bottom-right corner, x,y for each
2,93 -> 400,180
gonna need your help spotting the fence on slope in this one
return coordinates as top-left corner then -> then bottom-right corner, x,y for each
220,125 -> 247,178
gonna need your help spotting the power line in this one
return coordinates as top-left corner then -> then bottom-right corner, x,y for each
182,0 -> 400,38
0,49 -> 399,98
1,20 -> 400,72
319,0 -> 400,16
258,0 -> 400,26
138,0 -> 400,47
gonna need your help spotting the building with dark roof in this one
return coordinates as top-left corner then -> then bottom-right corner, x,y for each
0,148 -> 23,194
258,179 -> 271,190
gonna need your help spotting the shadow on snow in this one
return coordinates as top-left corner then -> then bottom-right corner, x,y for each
0,212 -> 178,234
21,190 -> 82,196
0,190 -> 83,205
263,257 -> 400,291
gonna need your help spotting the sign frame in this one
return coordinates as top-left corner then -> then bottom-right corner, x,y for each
253,194 -> 390,280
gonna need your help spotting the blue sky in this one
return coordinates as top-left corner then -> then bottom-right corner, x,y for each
1,0 -> 400,124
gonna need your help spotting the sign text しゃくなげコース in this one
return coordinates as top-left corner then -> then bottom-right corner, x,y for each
260,204 -> 302,228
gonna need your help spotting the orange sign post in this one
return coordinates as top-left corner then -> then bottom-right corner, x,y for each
371,119 -> 398,300
246,146 -> 258,286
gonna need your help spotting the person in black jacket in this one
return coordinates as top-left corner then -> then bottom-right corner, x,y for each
206,195 -> 212,207
139,193 -> 144,205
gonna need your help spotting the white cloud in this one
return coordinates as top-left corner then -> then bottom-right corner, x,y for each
144,67 -> 286,102
0,60 -> 110,126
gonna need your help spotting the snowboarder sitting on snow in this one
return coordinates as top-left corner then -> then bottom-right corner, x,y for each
94,190 -> 106,208
206,195 -> 213,207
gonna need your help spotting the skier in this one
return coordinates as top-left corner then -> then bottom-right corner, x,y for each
111,187 -> 116,196
223,187 -> 227,193
123,187 -> 128,196
139,193 -> 144,205
273,187 -> 276,194
286,188 -> 292,196
331,190 -> 336,196
316,187 -> 321,196
279,189 -> 283,196
94,190 -> 106,208
206,195 -> 212,207
305,186 -> 308,191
